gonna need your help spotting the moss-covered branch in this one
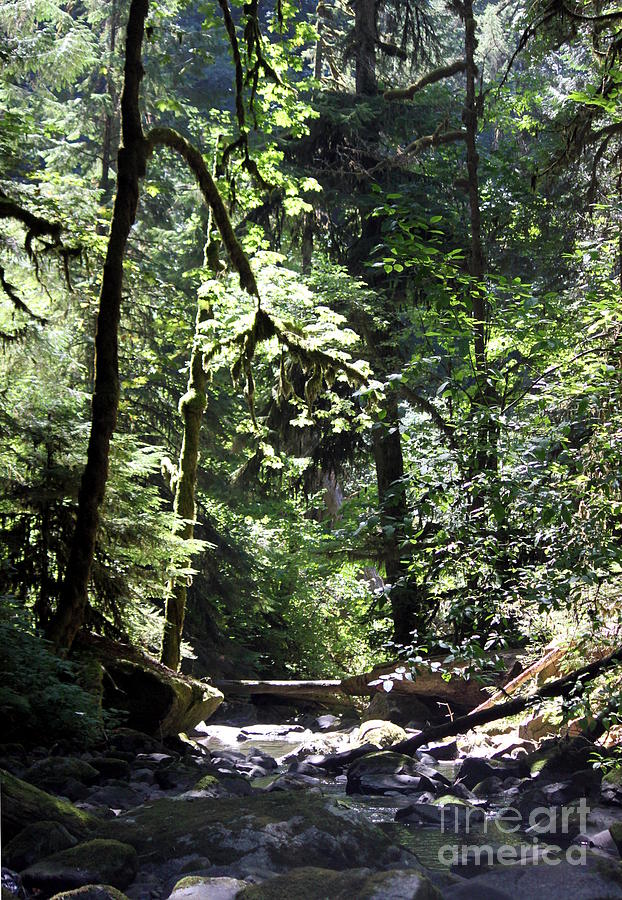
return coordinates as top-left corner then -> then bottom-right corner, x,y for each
0,192 -> 62,258
402,128 -> 466,157
384,59 -> 466,101
0,264 -> 47,324
146,127 -> 259,298
204,306 -> 368,428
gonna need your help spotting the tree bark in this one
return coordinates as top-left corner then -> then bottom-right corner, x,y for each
461,0 -> 499,509
161,231 -> 219,671
373,395 -> 425,644
99,0 -> 119,202
46,0 -> 150,651
354,0 -> 377,96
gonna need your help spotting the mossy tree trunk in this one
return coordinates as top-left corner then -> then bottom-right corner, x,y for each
462,0 -> 500,516
462,0 -> 498,491
372,395 -> 425,646
161,237 -> 219,671
354,0 -> 378,96
46,0 -> 150,652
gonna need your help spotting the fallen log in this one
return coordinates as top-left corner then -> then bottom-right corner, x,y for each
216,651 -> 522,711
470,646 -> 565,713
308,642 -> 622,771
213,679 -> 350,707
340,654 -> 521,709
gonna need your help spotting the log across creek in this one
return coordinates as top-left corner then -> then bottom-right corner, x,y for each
214,651 -> 526,710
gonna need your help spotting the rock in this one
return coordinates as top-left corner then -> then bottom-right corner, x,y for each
518,712 -> 558,742
89,759 -> 132,780
104,792 -> 414,874
166,876 -> 248,899
361,692 -> 432,728
247,754 -> 277,770
3,821 -> 78,870
0,769 -> 96,843
316,715 -> 340,731
78,633 -> 223,738
455,756 -> 524,789
22,840 -> 137,895
471,776 -> 504,797
584,828 -> 619,854
240,724 -> 305,739
396,801 -> 485,830
356,720 -> 408,748
25,758 -> 100,789
48,887 -> 130,900
346,751 -> 446,796
237,867 -> 441,899
85,785 -> 144,812
419,740 -> 458,761
264,773 -> 323,792
209,773 -> 252,796
1,868 -> 25,898
610,822 -> 622,854
442,855 -> 622,899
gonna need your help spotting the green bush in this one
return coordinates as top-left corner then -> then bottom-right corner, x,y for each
0,603 -> 104,746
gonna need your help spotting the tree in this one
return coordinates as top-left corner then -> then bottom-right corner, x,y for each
45,0 -> 258,652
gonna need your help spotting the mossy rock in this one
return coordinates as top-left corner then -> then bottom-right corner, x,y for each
192,774 -> 219,790
356,720 -> 408,748
347,752 -> 418,777
0,768 -> 96,842
49,886 -> 130,900
3,819 -> 77,870
21,839 -> 137,894
167,876 -> 248,899
103,792 -> 412,872
237,867 -> 441,899
77,633 -> 223,737
25,757 -> 100,788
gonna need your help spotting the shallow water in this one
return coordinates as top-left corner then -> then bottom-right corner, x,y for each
191,723 -> 576,871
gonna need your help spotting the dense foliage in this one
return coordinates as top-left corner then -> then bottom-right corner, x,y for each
2,0 -> 622,693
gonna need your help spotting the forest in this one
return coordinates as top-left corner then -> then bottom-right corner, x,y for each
3,0 -> 622,897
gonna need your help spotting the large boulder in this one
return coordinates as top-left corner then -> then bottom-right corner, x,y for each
0,769 -> 96,843
104,792 -> 414,876
361,693 -> 432,728
3,821 -> 78,871
24,758 -> 100,793
347,751 -> 449,797
237,867 -> 442,899
21,840 -> 137,895
76,633 -> 223,738
356,720 -> 408,748
442,855 -> 622,899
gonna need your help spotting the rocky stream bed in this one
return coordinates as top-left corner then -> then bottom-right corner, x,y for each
3,700 -> 622,900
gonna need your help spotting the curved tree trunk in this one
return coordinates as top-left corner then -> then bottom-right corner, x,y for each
46,0 -> 150,651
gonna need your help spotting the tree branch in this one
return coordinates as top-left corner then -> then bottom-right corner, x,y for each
0,264 -> 47,324
402,128 -> 466,157
0,193 -> 62,258
384,59 -> 467,101
146,127 -> 259,298
400,383 -> 458,449
375,38 -> 407,60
